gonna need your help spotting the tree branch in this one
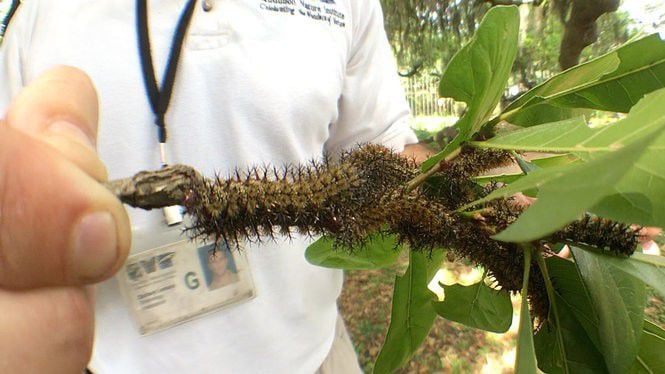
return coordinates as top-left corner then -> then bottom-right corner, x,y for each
104,164 -> 203,209
558,0 -> 620,70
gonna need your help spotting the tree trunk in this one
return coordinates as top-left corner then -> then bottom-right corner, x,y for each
558,0 -> 620,70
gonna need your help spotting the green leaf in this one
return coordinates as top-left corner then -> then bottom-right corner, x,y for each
513,151 -> 541,175
575,250 -> 665,300
421,6 -> 519,171
503,34 -> 665,126
473,116 -> 592,152
506,55 -> 619,113
491,133 -> 655,242
631,321 -> 665,373
589,128 -> 665,228
476,88 -> 665,154
515,247 -> 537,374
472,88 -> 665,229
432,279 -> 512,333
564,250 -> 665,371
473,172 -> 523,185
530,154 -> 579,169
631,252 -> 665,267
534,307 -> 608,374
571,247 -> 647,374
373,250 -> 443,373
305,234 -> 401,270
473,154 -> 578,185
534,256 -> 608,374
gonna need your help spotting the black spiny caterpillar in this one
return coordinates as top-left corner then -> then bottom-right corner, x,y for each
184,144 -> 418,248
552,214 -> 639,256
177,144 -> 637,321
423,147 -> 514,210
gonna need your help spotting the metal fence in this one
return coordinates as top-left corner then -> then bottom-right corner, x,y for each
401,75 -> 460,118
402,71 -> 559,118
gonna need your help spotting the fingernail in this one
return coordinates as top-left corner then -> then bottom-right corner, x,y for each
72,212 -> 118,281
48,120 -> 96,150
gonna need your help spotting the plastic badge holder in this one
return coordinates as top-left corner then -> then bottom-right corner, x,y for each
117,215 -> 256,335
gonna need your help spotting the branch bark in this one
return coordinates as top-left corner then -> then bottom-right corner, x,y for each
104,164 -> 203,209
558,0 -> 620,70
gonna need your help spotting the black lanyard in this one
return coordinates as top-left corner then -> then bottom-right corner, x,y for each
136,0 -> 197,148
0,0 -> 20,38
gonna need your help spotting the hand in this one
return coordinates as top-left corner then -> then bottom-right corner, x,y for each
638,226 -> 662,255
0,66 -> 130,373
402,142 -> 436,164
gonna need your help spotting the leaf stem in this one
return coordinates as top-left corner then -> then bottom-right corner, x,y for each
486,109 -> 517,128
515,244 -> 537,374
407,148 -> 461,192
520,244 -> 532,297
511,151 -> 541,175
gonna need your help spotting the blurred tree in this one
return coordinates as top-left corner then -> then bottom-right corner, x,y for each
515,4 -> 635,89
382,0 -> 631,79
552,0 -> 621,69
381,0 -> 491,77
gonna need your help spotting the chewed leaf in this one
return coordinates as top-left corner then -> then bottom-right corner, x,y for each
432,280 -> 512,333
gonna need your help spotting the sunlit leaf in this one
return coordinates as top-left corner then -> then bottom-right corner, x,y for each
513,152 -> 540,174
474,89 -> 665,229
472,116 -> 592,152
473,154 -> 578,185
476,88 -> 665,154
503,34 -> 665,126
529,154 -> 580,168
589,129 -> 665,228
432,279 -> 512,333
463,89 -> 665,241
422,6 -> 519,170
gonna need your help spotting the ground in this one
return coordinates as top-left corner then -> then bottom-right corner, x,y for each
339,260 -> 518,374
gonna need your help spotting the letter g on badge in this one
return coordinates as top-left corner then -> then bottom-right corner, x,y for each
184,272 -> 200,290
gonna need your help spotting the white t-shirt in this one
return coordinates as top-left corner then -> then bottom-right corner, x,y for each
0,1 -> 417,373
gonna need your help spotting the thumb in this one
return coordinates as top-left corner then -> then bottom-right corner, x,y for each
0,66 -> 131,289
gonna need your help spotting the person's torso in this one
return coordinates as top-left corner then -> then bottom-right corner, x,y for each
21,0 -> 354,182
12,1 -> 361,372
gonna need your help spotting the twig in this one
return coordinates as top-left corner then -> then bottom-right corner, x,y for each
104,164 -> 203,209
406,148 -> 461,192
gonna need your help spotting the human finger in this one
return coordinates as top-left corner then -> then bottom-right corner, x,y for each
0,286 -> 95,373
6,65 -> 106,181
0,66 -> 131,288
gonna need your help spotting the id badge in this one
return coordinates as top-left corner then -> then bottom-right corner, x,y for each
117,217 -> 256,335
